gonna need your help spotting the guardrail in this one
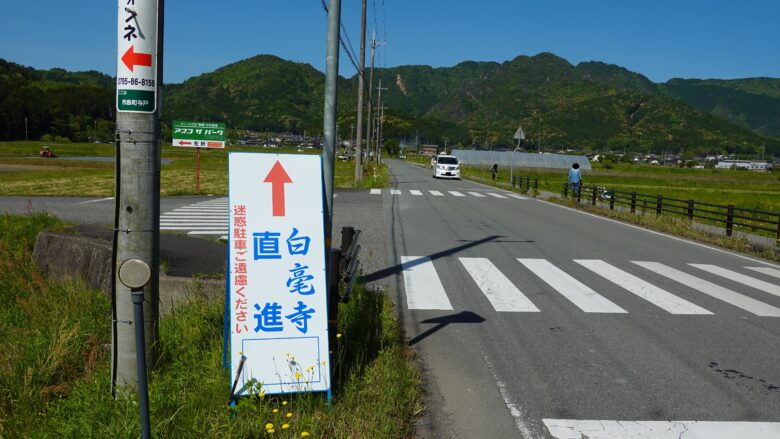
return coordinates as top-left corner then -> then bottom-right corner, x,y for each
510,175 -> 539,194
563,183 -> 780,244
327,226 -> 362,347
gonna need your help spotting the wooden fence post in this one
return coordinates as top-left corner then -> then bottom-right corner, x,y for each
726,205 -> 734,237
687,200 -> 694,220
656,195 -> 663,214
631,192 -> 637,214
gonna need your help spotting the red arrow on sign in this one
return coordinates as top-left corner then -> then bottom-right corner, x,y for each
178,141 -> 192,146
263,161 -> 293,217
121,45 -> 152,72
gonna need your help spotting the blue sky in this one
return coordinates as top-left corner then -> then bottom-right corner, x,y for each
1,0 -> 778,84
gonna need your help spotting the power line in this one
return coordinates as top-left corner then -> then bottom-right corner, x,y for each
318,0 -> 372,98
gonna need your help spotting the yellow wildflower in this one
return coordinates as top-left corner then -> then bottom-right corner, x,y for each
301,433 -> 310,438
267,429 -> 275,434
265,423 -> 274,430
282,424 -> 290,430
336,333 -> 342,338
286,412 -> 293,418
282,401 -> 288,406
272,408 -> 279,413
295,372 -> 302,380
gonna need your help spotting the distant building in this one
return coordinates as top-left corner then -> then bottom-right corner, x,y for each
420,145 -> 439,156
715,160 -> 771,172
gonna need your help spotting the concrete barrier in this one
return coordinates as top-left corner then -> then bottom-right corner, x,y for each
33,231 -> 224,315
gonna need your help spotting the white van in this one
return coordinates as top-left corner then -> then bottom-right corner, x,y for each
432,155 -> 461,179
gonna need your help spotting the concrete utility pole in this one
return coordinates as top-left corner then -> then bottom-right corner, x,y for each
366,32 -> 386,165
353,0 -> 367,182
322,0 -> 341,248
375,80 -> 387,164
113,0 -> 163,400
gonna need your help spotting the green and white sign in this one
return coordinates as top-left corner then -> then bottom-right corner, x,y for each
173,120 -> 227,148
116,0 -> 158,113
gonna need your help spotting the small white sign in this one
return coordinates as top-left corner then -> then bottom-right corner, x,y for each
228,153 -> 331,396
116,0 -> 158,113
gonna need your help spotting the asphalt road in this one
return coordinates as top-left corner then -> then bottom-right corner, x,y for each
3,163 -> 780,438
374,159 -> 780,438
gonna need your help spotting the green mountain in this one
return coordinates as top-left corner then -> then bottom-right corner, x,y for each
0,59 -> 114,142
2,54 -> 778,156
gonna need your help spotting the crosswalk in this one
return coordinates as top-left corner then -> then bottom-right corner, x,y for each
370,189 -> 528,200
399,256 -> 780,317
160,197 -> 228,239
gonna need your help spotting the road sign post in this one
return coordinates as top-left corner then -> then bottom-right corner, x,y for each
227,153 -> 332,400
172,120 -> 227,192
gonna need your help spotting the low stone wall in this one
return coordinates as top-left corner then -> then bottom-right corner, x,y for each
33,231 -> 224,314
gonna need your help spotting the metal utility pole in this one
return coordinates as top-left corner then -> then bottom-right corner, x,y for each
24,117 -> 28,142
538,115 -> 542,152
322,0 -> 341,248
113,0 -> 163,414
353,0 -> 367,182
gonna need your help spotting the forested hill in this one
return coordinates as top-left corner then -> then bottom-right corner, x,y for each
2,54 -> 779,155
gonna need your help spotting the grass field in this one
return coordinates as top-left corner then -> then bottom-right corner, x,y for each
0,141 -> 388,196
405,154 -> 780,213
0,214 -> 421,438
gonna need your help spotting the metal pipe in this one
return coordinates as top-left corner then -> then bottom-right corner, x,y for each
131,290 -> 151,439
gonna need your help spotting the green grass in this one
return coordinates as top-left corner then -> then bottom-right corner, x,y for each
0,213 -> 420,438
0,141 -> 390,196
453,161 -> 780,213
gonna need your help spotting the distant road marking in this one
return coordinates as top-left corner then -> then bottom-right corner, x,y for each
409,189 -> 423,195
486,192 -> 507,199
400,256 -> 453,310
161,226 -> 227,230
390,189 -> 402,195
633,262 -> 780,317
507,194 -> 528,200
448,191 -> 465,197
370,188 -> 381,195
467,192 -> 486,198
460,258 -> 540,312
187,231 -> 228,236
689,264 -> 780,297
80,197 -> 114,204
518,259 -> 627,313
576,259 -> 712,315
429,190 -> 444,196
161,213 -> 226,217
543,419 -> 780,439
745,266 -> 780,280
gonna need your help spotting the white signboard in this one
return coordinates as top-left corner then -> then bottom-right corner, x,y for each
228,153 -> 331,396
116,0 -> 158,113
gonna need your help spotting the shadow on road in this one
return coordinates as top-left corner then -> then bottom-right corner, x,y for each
360,235 -> 502,283
408,311 -> 485,346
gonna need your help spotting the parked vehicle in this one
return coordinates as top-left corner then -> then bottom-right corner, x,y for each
39,146 -> 56,158
432,155 -> 461,179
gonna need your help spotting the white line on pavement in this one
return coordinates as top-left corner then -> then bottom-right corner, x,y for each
467,192 -> 486,198
409,190 -> 423,195
633,262 -> 780,317
486,192 -> 507,199
543,419 -> 780,439
429,190 -> 444,196
507,194 -> 528,200
518,259 -> 627,313
400,256 -> 453,310
744,266 -> 780,279
448,191 -> 465,197
80,197 -> 114,204
161,226 -> 228,230
460,258 -> 539,312
390,189 -> 402,195
689,264 -> 780,297
370,188 -> 381,195
575,259 -> 712,315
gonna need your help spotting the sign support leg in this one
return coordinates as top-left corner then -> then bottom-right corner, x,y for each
196,147 -> 201,193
